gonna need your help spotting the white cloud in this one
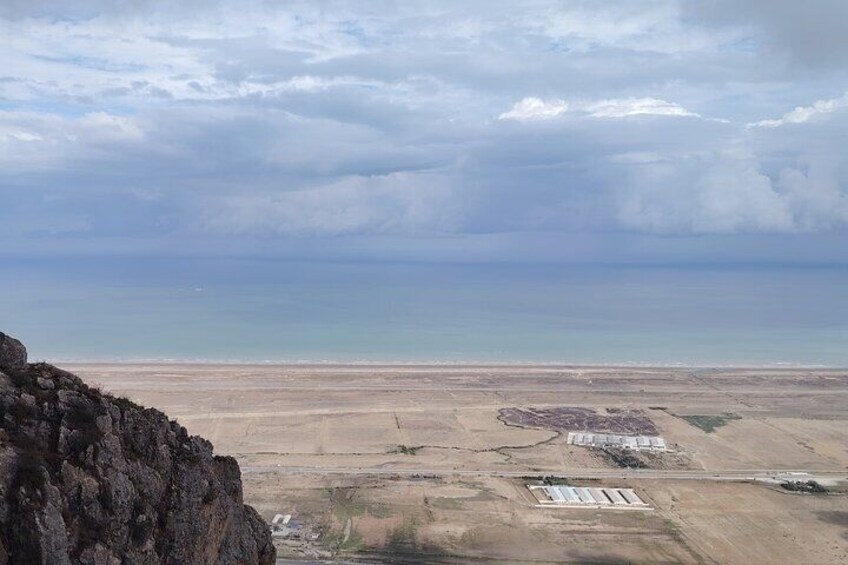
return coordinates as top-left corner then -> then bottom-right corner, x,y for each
584,97 -> 700,118
0,110 -> 145,169
498,96 -> 698,121
749,92 -> 848,128
498,97 -> 569,121
615,149 -> 848,235
616,158 -> 794,234
1,130 -> 43,142
77,112 -> 144,140
777,167 -> 848,230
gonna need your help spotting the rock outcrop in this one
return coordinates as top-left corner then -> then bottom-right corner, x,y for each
0,332 -> 275,564
0,334 -> 26,372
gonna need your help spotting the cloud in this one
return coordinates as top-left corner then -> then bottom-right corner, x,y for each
531,0 -> 747,55
498,97 -> 569,121
197,172 -> 462,236
615,156 -> 795,234
684,0 -> 848,70
776,167 -> 848,230
583,97 -> 699,118
498,96 -> 698,121
749,91 -> 848,128
0,110 -> 145,171
0,0 -> 847,257
614,141 -> 848,235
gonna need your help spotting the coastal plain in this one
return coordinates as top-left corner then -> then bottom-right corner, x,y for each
68,364 -> 848,564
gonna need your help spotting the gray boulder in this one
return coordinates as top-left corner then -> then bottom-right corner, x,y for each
0,333 -> 26,372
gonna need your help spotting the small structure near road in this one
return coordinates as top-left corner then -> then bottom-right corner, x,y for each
567,431 -> 667,451
268,512 -> 329,561
272,514 -> 292,527
269,512 -> 320,541
528,484 -> 651,510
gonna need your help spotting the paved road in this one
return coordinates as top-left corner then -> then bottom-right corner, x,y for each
242,465 -> 846,483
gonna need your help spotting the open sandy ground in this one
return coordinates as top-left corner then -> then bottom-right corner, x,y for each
68,364 -> 848,564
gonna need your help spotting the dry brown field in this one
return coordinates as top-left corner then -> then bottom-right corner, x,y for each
68,364 -> 848,564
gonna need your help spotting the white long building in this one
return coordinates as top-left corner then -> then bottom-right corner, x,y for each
528,485 -> 650,509
566,431 -> 667,451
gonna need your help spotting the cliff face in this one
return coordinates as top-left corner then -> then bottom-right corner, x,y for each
0,332 -> 275,565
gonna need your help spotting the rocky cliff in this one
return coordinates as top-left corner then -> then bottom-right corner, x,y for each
0,332 -> 275,564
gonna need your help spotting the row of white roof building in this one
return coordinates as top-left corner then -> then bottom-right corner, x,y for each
567,432 -> 667,451
529,485 -> 649,508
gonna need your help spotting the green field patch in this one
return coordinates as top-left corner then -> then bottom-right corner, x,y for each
387,517 -> 419,553
428,497 -> 463,510
365,503 -> 395,518
327,486 -> 367,518
679,413 -> 741,433
390,444 -> 424,455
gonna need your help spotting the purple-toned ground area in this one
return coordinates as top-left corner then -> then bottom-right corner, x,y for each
498,407 -> 658,436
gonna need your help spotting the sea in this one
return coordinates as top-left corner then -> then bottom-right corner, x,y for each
2,257 -> 847,366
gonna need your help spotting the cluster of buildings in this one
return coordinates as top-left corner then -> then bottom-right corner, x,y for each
566,431 -> 667,451
270,513 -> 320,541
528,485 -> 649,509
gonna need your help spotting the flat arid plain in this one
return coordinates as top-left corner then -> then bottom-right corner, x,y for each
68,364 -> 848,564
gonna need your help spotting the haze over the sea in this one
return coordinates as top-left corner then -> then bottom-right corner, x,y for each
2,2 -> 847,366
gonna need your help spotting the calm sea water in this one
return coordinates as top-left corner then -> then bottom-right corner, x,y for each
1,257 -> 847,365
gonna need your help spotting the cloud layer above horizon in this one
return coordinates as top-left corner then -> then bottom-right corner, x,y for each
2,0 -> 848,258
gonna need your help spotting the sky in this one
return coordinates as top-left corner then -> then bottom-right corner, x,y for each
1,0 -> 848,264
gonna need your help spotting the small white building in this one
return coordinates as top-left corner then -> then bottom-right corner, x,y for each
272,514 -> 292,526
